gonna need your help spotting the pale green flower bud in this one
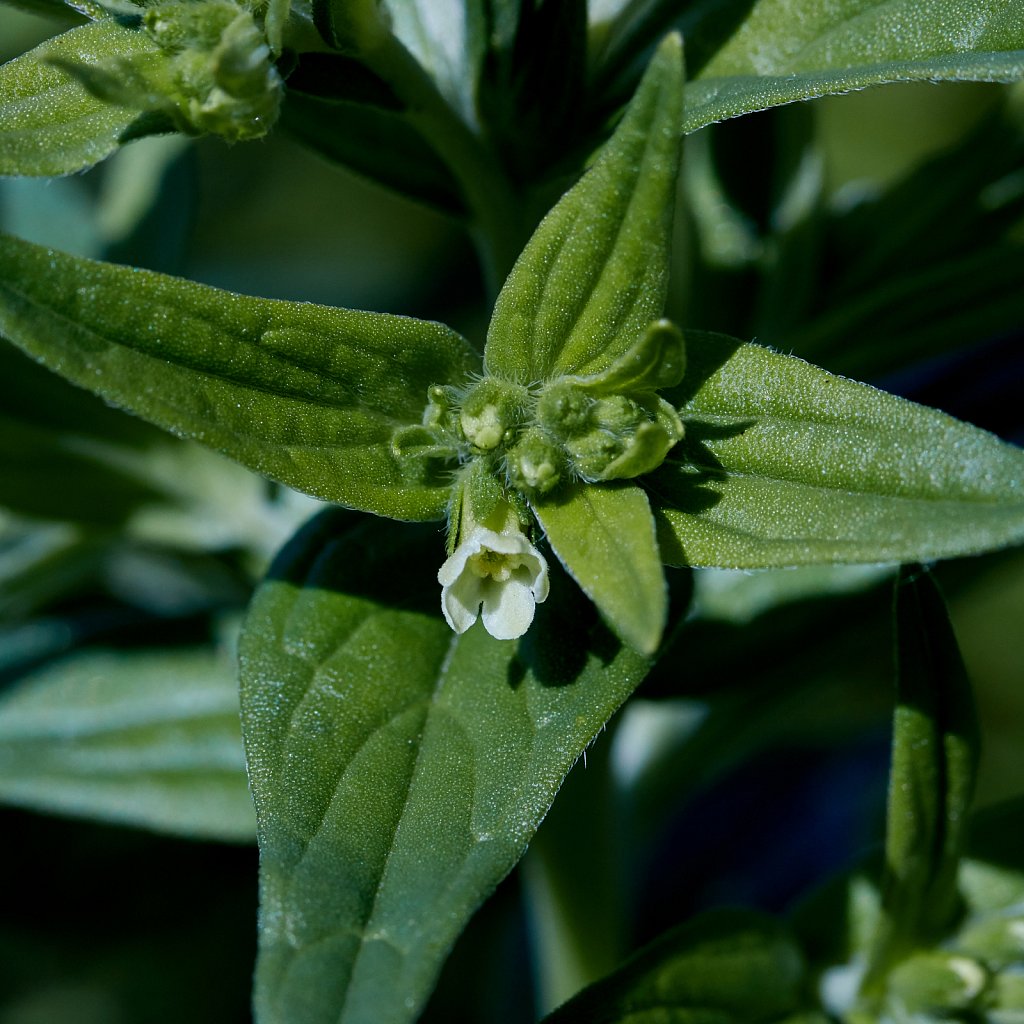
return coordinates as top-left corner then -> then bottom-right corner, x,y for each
506,428 -> 564,496
458,378 -> 527,452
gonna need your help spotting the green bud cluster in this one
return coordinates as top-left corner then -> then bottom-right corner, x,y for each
507,319 -> 686,496
61,0 -> 283,142
402,320 -> 687,499
145,0 -> 283,140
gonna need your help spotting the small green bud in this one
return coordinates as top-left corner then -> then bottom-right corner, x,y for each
535,380 -> 593,438
458,378 -> 527,452
423,384 -> 460,433
565,394 -> 683,482
886,952 -> 988,1013
506,428 -> 564,496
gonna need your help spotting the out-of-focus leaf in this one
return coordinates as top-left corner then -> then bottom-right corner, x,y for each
542,908 -> 807,1023
281,87 -> 465,214
484,32 -> 683,381
779,100 -> 1024,380
0,647 -> 254,841
240,510 -> 650,1024
535,483 -> 666,655
383,0 -> 486,128
0,232 -> 478,521
653,332 -> 1024,568
683,0 -> 1024,133
479,0 -> 587,182
0,20 -> 165,176
863,567 -> 978,978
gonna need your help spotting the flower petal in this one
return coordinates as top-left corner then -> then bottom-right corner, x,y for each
442,572 -> 484,633
480,577 -> 537,640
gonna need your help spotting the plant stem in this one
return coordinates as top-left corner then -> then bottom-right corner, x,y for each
358,29 -> 525,299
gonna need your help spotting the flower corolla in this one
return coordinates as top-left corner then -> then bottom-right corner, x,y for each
438,524 -> 549,640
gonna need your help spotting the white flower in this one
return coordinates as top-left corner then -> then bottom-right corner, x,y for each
438,524 -> 549,640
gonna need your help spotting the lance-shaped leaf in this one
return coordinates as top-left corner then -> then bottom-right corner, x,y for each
534,483 -> 666,655
862,566 -> 979,983
654,332 -> 1024,569
239,511 -> 650,1024
0,20 -> 165,177
683,0 -> 1024,133
0,232 -> 478,521
0,647 -> 254,842
542,908 -> 807,1023
484,32 -> 683,383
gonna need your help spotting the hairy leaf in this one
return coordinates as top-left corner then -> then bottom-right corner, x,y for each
654,332 -> 1024,568
0,20 -> 163,177
0,232 -> 479,521
543,908 -> 807,1023
240,511 -> 650,1024
683,0 -> 1024,133
484,32 -> 683,382
0,647 -> 254,841
535,483 -> 666,655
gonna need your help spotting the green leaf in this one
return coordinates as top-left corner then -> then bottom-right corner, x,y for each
542,908 -> 807,1023
383,0 -> 486,128
239,510 -> 650,1024
280,85 -> 465,214
535,482 -> 667,655
684,0 -> 1024,133
864,566 -> 979,981
0,232 -> 479,521
0,647 -> 254,842
654,331 -> 1024,569
778,100 -> 1024,380
484,32 -> 683,382
0,20 -> 164,177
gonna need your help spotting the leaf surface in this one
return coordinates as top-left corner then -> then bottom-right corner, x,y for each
654,332 -> 1024,568
0,20 -> 162,176
0,232 -> 478,521
535,483 -> 666,655
484,32 -> 683,382
684,0 -> 1024,132
240,511 -> 650,1024
0,647 -> 254,841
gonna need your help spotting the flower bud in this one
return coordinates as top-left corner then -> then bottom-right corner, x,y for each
458,378 -> 527,451
506,428 -> 564,496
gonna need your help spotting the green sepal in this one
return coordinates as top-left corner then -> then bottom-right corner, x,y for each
534,482 -> 666,654
568,319 -> 686,397
484,32 -> 683,383
239,510 -> 651,1024
0,20 -> 166,177
0,232 -> 479,521
542,908 -> 808,1023
655,331 -> 1024,568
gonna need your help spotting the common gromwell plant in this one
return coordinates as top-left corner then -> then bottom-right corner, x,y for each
2,1 -> 1024,1021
